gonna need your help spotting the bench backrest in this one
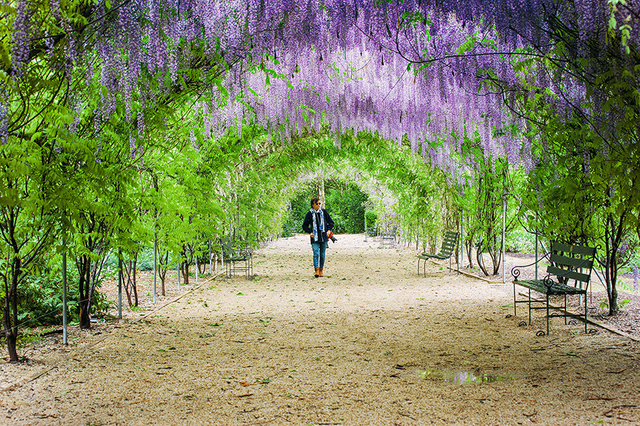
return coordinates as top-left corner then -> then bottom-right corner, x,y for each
547,241 -> 596,285
437,231 -> 459,257
221,238 -> 251,258
221,238 -> 235,258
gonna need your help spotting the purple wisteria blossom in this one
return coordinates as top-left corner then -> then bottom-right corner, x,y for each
0,96 -> 8,145
619,239 -> 629,255
130,136 -> 136,160
11,0 -> 29,78
94,141 -> 103,164
6,0 -> 634,182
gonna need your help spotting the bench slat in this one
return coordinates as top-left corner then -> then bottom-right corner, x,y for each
516,280 -> 547,293
549,253 -> 594,269
546,266 -> 592,283
551,242 -> 597,256
516,279 -> 587,295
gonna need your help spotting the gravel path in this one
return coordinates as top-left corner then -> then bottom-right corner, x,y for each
1,234 -> 639,425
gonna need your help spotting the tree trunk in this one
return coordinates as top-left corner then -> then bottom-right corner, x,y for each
77,255 -> 92,330
124,258 -> 139,307
317,174 -> 325,206
132,259 -> 138,306
465,237 -> 475,269
181,261 -> 190,285
609,283 -> 619,316
603,212 -> 626,316
491,248 -> 502,276
2,257 -> 21,362
159,252 -> 169,296
476,251 -> 489,276
79,300 -> 91,329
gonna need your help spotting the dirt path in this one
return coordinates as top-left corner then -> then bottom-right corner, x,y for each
1,234 -> 639,425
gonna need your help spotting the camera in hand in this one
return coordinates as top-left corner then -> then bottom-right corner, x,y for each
328,231 -> 337,243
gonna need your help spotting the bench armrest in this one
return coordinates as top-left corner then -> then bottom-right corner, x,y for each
511,252 -> 551,281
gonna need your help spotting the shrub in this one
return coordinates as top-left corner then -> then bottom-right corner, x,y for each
282,180 -> 368,235
16,271 -> 113,329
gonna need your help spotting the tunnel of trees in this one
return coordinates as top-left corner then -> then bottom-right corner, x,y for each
1,0 -> 639,362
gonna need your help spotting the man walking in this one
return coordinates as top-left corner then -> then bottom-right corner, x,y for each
302,197 -> 335,278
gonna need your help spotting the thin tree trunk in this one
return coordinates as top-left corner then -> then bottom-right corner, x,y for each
159,252 -> 168,296
123,258 -> 139,307
132,259 -> 139,307
476,241 -> 489,276
2,257 -> 20,362
181,261 -> 190,285
605,212 -> 625,316
317,174 -> 325,206
76,254 -> 93,330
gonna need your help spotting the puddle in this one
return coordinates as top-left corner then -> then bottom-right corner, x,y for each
416,369 -> 514,384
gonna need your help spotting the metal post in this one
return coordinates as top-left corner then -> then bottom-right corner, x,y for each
460,209 -> 464,269
535,232 -> 539,281
209,240 -> 212,274
502,193 -> 507,285
62,241 -> 68,345
195,255 -> 199,283
177,262 -> 180,289
153,233 -> 157,304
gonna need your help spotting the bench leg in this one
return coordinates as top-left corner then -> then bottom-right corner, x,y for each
546,293 -> 550,336
528,289 -> 532,326
512,282 -> 517,317
584,293 -> 588,334
417,258 -> 427,277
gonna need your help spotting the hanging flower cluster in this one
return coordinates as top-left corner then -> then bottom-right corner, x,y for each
3,0 -> 633,180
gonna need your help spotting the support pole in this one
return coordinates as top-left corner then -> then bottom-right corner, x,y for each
502,192 -> 507,285
535,231 -> 539,281
153,233 -> 157,304
460,209 -> 464,270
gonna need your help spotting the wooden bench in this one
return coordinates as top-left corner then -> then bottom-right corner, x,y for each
417,231 -> 458,276
510,241 -> 596,336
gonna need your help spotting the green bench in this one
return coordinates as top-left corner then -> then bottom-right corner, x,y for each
222,238 -> 253,279
510,241 -> 596,336
417,231 -> 458,277
379,226 -> 398,248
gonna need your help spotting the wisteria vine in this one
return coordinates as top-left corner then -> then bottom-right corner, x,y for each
3,0 -> 638,182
